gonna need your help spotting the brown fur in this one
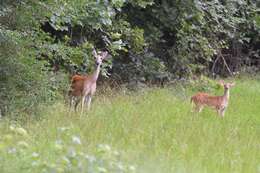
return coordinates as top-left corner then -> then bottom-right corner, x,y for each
191,93 -> 226,110
68,50 -> 108,113
69,75 -> 87,97
191,81 -> 235,117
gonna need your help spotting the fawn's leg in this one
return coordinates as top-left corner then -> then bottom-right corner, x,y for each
198,106 -> 204,113
219,108 -> 226,118
195,104 -> 203,113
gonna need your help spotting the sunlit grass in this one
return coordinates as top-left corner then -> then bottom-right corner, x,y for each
0,77 -> 259,173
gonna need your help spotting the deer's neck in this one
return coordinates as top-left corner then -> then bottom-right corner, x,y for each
91,64 -> 101,82
223,88 -> 230,100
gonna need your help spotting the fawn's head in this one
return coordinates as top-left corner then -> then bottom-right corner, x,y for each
219,80 -> 235,90
92,49 -> 109,66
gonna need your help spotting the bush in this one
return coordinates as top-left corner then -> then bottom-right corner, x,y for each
0,124 -> 136,173
0,28 -> 66,116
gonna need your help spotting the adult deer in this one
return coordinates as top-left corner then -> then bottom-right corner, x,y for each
68,49 -> 109,114
190,80 -> 235,117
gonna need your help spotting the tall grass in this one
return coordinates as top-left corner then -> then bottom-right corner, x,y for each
0,77 -> 259,173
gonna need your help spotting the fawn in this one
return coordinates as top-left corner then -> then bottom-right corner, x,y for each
191,80 -> 235,117
68,49 -> 109,114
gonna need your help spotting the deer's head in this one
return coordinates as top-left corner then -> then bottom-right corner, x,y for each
92,49 -> 109,66
219,80 -> 235,90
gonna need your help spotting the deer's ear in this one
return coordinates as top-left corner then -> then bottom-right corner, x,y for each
92,49 -> 98,58
101,51 -> 109,60
219,80 -> 225,86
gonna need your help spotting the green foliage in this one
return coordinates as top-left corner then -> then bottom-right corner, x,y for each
124,0 -> 259,77
0,124 -> 136,173
1,0 -> 260,80
189,75 -> 221,93
0,27 -> 56,115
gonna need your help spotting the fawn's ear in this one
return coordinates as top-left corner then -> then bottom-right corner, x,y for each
219,80 -> 225,86
101,51 -> 109,60
92,49 -> 98,58
229,82 -> 235,87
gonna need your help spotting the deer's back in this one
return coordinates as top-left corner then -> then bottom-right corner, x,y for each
70,75 -> 88,96
191,92 -> 224,107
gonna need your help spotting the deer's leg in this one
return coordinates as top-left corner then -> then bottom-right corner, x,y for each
85,86 -> 95,111
68,90 -> 73,111
85,95 -> 92,111
74,97 -> 80,112
69,96 -> 76,111
68,95 -> 72,111
81,96 -> 86,115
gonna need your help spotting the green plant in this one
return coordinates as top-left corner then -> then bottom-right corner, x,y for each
0,77 -> 259,173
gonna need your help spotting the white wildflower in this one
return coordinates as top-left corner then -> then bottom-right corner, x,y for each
16,127 -> 28,137
72,136 -> 81,145
117,162 -> 125,170
9,125 -> 15,131
85,155 -> 96,163
62,156 -> 71,165
67,147 -> 77,158
7,147 -> 17,154
31,161 -> 39,167
54,140 -> 63,151
129,165 -> 136,172
113,150 -> 120,156
98,144 -> 111,152
58,127 -> 70,133
32,152 -> 39,158
17,141 -> 29,148
97,167 -> 107,173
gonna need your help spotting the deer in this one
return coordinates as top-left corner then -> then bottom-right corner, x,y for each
68,49 -> 109,114
190,80 -> 235,117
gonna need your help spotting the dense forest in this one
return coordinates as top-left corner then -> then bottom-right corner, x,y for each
0,0 -> 260,115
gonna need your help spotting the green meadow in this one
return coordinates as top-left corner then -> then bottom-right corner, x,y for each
0,77 -> 259,173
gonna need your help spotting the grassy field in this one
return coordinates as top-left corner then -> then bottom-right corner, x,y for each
0,77 -> 259,173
